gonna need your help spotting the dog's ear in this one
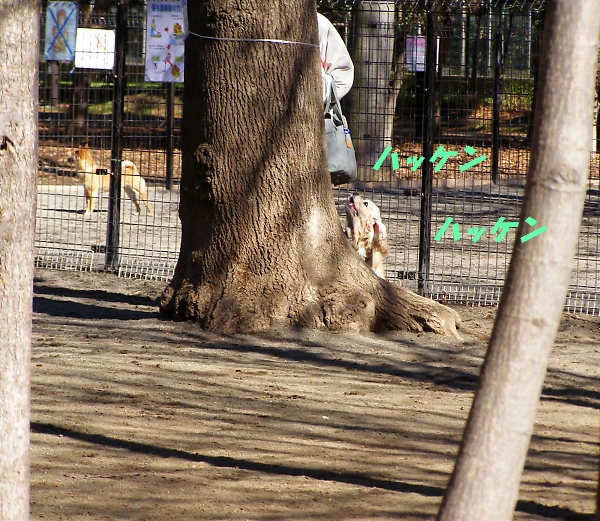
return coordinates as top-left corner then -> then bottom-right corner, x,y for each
373,219 -> 389,254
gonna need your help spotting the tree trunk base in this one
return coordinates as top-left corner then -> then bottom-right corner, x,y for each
160,256 -> 461,337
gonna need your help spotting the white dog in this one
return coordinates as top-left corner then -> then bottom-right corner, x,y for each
345,194 -> 388,279
72,146 -> 153,217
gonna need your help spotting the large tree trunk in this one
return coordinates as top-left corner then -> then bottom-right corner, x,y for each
0,0 -> 40,519
69,70 -> 91,136
160,0 -> 459,336
436,1 -> 600,520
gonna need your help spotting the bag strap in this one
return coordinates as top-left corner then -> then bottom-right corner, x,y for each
324,79 -> 344,124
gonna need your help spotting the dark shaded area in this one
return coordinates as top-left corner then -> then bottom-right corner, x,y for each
31,421 -> 442,497
33,279 -> 159,320
31,421 -> 593,520
33,295 -> 158,320
34,282 -> 158,308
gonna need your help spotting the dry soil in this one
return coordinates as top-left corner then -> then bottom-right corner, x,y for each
31,268 -> 599,520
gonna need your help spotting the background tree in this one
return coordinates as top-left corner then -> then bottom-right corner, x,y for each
436,1 -> 600,519
0,0 -> 40,519
346,0 -> 395,180
160,0 -> 460,335
67,0 -> 113,135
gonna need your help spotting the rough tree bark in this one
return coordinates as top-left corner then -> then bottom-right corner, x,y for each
436,1 -> 600,520
160,0 -> 460,335
0,0 -> 40,519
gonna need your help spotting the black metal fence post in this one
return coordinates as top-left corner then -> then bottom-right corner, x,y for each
106,0 -> 129,270
165,82 -> 175,190
415,72 -> 425,140
418,10 -> 437,296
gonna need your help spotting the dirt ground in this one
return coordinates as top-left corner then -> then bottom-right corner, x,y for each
31,268 -> 599,520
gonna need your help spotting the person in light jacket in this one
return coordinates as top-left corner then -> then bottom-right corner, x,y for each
318,13 -> 354,103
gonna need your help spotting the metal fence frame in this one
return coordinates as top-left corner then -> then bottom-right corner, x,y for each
35,0 -> 600,314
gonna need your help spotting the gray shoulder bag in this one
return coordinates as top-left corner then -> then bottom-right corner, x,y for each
324,82 -> 357,185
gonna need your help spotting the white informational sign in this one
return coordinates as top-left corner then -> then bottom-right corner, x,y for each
405,36 -> 426,73
74,28 -> 116,70
145,0 -> 188,82
44,2 -> 78,61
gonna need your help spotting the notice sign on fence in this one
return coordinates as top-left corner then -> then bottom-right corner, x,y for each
405,36 -> 426,73
74,28 -> 116,70
145,1 -> 188,82
44,2 -> 78,61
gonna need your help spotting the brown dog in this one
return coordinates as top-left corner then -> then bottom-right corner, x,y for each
345,194 -> 388,279
72,146 -> 153,217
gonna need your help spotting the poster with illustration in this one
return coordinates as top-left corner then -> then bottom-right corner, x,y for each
145,0 -> 188,82
44,2 -> 78,61
74,28 -> 116,70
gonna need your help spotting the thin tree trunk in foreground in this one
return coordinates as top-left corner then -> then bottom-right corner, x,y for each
437,1 -> 600,520
596,462 -> 599,521
0,1 -> 40,519
160,0 -> 460,336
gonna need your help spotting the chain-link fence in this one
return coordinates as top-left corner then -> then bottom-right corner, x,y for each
35,0 -> 600,314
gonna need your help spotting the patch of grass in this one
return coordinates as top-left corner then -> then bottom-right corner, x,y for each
88,93 -> 182,119
88,100 -> 113,115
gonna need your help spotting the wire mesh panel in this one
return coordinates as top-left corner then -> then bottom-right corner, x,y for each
36,2 -> 182,281
422,6 -> 540,303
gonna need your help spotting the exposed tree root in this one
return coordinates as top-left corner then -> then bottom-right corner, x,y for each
160,254 -> 462,337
